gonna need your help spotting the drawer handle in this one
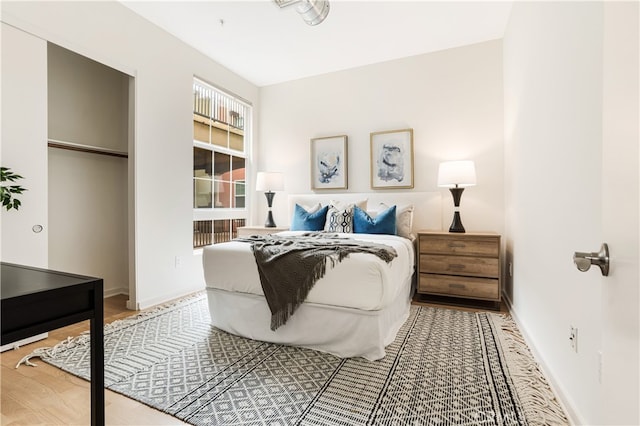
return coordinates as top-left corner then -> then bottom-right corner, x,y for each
449,283 -> 466,290
448,242 -> 466,249
449,263 -> 466,270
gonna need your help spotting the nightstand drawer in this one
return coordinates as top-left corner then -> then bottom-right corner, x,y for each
420,254 -> 499,278
419,274 -> 500,300
420,235 -> 499,257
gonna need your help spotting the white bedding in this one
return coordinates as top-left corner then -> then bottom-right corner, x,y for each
202,231 -> 415,312
201,192 -> 439,359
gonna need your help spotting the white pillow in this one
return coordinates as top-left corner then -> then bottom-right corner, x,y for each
329,199 -> 367,211
378,202 -> 415,240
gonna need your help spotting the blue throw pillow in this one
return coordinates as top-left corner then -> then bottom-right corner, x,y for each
353,205 -> 396,235
290,204 -> 329,231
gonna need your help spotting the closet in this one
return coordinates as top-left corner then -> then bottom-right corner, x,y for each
47,43 -> 132,298
1,26 -> 134,351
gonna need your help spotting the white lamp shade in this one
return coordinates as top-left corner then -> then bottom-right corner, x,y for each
437,161 -> 477,188
256,172 -> 284,192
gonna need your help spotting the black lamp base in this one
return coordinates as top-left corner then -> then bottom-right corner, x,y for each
265,211 -> 276,228
448,187 -> 466,233
264,191 -> 276,228
448,211 -> 465,233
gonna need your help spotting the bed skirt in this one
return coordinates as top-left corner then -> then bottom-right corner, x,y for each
206,277 -> 412,361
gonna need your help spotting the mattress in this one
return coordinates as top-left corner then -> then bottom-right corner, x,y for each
202,231 -> 415,311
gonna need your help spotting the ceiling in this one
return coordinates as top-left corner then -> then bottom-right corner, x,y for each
121,1 -> 513,87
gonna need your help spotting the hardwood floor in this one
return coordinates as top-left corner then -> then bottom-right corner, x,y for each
0,294 -> 187,426
412,294 -> 510,314
1,293 -> 508,425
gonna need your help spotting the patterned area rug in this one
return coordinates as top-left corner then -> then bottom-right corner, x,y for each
26,294 -> 568,425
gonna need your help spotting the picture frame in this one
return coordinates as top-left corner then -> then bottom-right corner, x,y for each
310,135 -> 348,190
370,128 -> 414,189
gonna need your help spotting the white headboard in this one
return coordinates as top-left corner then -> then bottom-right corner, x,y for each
287,192 -> 442,233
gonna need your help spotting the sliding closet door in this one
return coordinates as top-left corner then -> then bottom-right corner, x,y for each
1,24 -> 48,267
47,43 -> 130,297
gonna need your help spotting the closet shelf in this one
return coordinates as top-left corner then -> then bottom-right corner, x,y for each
48,139 -> 128,158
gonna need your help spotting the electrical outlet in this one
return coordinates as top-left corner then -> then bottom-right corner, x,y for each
175,255 -> 182,269
569,326 -> 578,353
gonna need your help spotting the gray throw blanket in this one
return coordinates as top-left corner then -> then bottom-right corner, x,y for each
237,232 -> 397,331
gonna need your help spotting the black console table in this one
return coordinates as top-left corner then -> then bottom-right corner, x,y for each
1,262 -> 104,426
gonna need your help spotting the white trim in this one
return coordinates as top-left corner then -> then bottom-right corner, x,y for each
502,293 -> 581,426
103,286 -> 129,299
0,333 -> 48,353
194,76 -> 252,107
193,140 -> 244,157
1,14 -> 136,77
193,208 -> 248,221
135,284 -> 206,311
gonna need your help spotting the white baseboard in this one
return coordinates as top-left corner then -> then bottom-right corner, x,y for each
104,286 -> 129,299
0,333 -> 48,352
502,294 -> 583,426
133,284 -> 205,311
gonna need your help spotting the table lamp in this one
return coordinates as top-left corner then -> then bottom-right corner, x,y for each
256,172 -> 284,227
437,160 -> 476,233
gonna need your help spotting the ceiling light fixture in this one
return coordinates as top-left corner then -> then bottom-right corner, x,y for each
273,0 -> 330,26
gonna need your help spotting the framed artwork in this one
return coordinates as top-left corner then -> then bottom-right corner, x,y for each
370,128 -> 414,189
310,135 -> 348,190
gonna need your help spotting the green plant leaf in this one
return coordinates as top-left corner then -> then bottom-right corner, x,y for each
0,167 -> 27,211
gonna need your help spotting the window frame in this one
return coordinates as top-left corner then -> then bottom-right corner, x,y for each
192,78 -> 252,239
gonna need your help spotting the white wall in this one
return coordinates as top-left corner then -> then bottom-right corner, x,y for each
48,148 -> 129,296
258,40 -> 504,236
504,2 -> 638,424
47,43 -> 129,152
1,1 -> 259,309
503,3 -> 602,422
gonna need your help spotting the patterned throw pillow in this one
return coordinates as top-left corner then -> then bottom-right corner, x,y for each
353,205 -> 397,235
324,204 -> 355,233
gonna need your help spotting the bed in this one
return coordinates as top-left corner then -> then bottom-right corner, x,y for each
202,192 -> 441,360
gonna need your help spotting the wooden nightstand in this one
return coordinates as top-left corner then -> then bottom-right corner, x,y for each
417,231 -> 502,308
237,226 -> 288,238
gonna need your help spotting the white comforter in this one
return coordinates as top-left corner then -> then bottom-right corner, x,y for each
202,231 -> 415,311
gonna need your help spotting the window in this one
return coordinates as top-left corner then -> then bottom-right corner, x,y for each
234,179 -> 246,208
193,78 -> 250,248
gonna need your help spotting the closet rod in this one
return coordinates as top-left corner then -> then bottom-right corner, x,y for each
48,138 -> 128,158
